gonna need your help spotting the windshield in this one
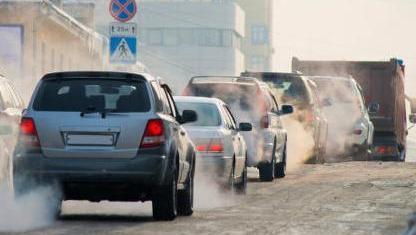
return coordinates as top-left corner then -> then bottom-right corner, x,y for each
312,79 -> 357,105
176,102 -> 221,127
34,79 -> 150,112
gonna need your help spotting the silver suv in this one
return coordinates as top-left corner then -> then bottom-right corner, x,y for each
13,71 -> 197,221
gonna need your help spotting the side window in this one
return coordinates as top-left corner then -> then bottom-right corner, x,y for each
162,87 -> 177,118
355,84 -> 366,113
159,88 -> 173,115
269,92 -> 279,112
224,105 -> 237,130
220,105 -> 233,129
150,82 -> 163,112
0,82 -> 14,109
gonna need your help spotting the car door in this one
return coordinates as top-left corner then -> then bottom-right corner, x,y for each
161,84 -> 190,183
268,91 -> 286,162
222,105 -> 245,175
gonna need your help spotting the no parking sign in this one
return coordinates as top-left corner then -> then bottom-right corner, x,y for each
109,0 -> 137,23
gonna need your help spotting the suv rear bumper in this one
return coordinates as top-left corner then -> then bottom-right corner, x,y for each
13,153 -> 172,187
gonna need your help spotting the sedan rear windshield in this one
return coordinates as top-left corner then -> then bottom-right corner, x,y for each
176,102 -> 221,127
33,79 -> 150,112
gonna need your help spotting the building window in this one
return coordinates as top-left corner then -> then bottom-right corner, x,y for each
251,25 -> 269,45
179,28 -> 195,46
197,29 -> 221,47
148,29 -> 163,45
163,29 -> 179,46
250,56 -> 266,71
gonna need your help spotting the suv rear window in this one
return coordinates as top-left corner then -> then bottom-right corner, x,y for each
33,79 -> 150,112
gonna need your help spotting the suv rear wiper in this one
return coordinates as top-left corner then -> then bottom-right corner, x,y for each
80,107 -> 118,119
101,109 -> 118,119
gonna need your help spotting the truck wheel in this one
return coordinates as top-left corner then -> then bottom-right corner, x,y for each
177,159 -> 194,216
234,156 -> 247,194
152,173 -> 178,221
275,146 -> 286,178
259,147 -> 275,182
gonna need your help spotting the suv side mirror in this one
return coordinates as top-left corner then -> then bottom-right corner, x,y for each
238,122 -> 252,132
368,102 -> 380,115
280,105 -> 294,115
0,125 -> 13,136
181,110 -> 197,124
410,113 -> 416,124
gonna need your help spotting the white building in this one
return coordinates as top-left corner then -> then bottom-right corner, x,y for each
93,0 -> 245,92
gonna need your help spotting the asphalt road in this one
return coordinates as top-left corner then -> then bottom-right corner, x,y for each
4,161 -> 416,235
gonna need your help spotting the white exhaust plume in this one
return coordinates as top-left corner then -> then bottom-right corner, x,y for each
0,185 -> 57,232
281,116 -> 314,171
193,162 -> 237,210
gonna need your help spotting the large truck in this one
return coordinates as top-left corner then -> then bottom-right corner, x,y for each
292,57 -> 408,161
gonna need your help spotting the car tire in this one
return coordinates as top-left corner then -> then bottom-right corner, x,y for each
234,156 -> 247,194
259,146 -> 275,182
152,172 -> 178,221
275,145 -> 286,178
177,158 -> 194,216
352,144 -> 370,161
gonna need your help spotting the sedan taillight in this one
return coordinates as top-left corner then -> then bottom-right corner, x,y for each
195,139 -> 224,153
260,115 -> 269,129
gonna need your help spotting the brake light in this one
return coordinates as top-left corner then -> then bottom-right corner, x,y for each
140,119 -> 165,148
375,146 -> 396,155
353,129 -> 363,135
209,144 -> 223,153
196,144 -> 208,152
260,115 -> 269,128
195,139 -> 224,153
19,117 -> 40,147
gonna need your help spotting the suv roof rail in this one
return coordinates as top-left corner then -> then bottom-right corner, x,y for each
190,75 -> 259,84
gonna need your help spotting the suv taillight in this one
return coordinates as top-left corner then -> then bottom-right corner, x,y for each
260,115 -> 269,128
19,117 -> 40,147
140,119 -> 165,148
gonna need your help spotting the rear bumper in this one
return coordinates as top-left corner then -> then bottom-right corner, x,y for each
244,131 -> 275,167
13,152 -> 171,187
195,153 -> 232,184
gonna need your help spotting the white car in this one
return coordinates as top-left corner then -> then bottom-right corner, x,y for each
309,76 -> 374,161
174,96 -> 252,193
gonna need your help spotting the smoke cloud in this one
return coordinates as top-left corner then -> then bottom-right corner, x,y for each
0,185 -> 57,232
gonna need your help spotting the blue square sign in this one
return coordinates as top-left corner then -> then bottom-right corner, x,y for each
110,36 -> 137,64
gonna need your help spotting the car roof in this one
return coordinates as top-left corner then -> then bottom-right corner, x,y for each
174,96 -> 225,106
41,71 -> 156,82
189,76 -> 260,86
307,75 -> 352,82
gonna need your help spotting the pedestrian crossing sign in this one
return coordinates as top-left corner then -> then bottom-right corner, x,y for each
110,36 -> 137,64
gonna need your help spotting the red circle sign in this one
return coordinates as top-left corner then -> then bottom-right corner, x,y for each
109,0 -> 137,23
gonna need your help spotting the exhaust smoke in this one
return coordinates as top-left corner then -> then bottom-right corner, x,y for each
0,184 -> 58,232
